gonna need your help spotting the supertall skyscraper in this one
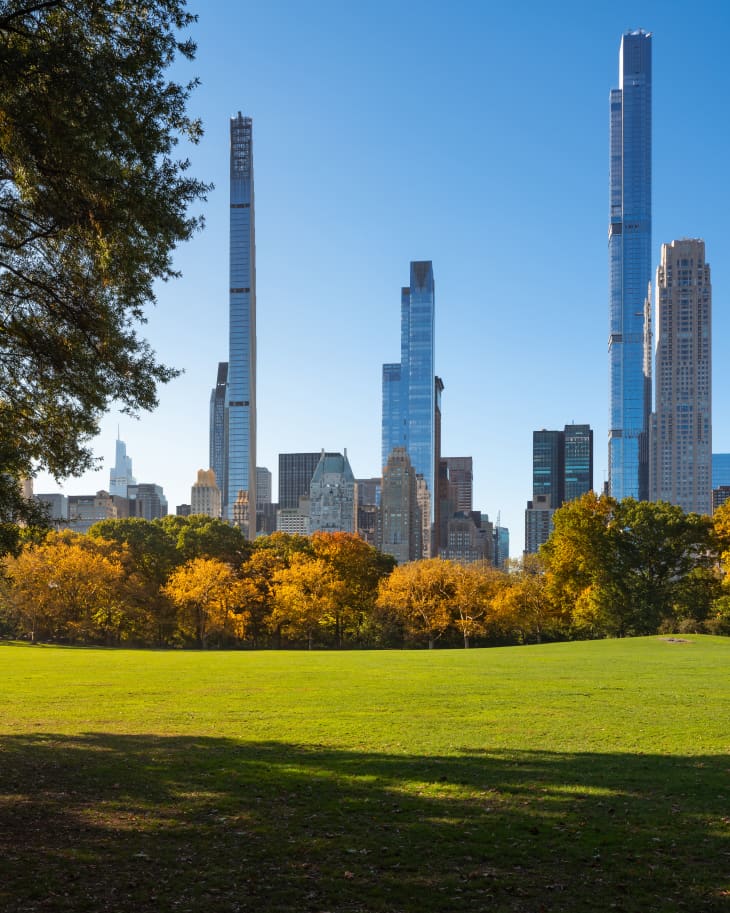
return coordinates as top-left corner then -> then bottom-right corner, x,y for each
608,30 -> 652,501
650,240 -> 712,514
382,261 -> 436,551
225,113 -> 256,533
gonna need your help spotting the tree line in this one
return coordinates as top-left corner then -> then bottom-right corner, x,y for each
1,495 -> 730,649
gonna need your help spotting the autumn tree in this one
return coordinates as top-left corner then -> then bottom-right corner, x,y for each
311,532 -> 395,646
238,548 -> 286,647
376,558 -> 456,649
492,555 -> 562,644
2,531 -> 128,643
163,557 -> 246,648
450,561 -> 506,648
270,555 -> 347,649
89,517 -> 179,643
0,1 -> 207,532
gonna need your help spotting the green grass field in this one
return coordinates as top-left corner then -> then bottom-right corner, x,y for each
1,637 -> 728,912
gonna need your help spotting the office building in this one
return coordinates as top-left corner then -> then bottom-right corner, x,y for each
609,29 -> 652,500
564,425 -> 594,503
308,450 -> 356,534
225,112 -> 256,534
209,362 -> 228,508
128,483 -> 167,520
191,469 -> 222,518
176,504 -> 192,517
278,452 -> 338,511
34,493 -> 68,524
525,425 -> 593,553
533,430 -> 564,507
444,457 -> 473,513
68,491 -> 124,534
650,240 -> 712,513
355,478 -> 381,547
712,454 -> 730,489
493,522 -> 510,569
382,261 -> 437,552
712,487 -> 730,514
380,447 -> 421,564
525,495 -> 555,556
109,437 -> 136,497
256,467 -> 272,507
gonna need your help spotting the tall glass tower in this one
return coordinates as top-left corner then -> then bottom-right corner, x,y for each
381,261 -> 436,529
608,30 -> 652,500
226,113 -> 256,533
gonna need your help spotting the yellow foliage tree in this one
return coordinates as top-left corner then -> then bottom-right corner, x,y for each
376,558 -> 455,649
163,557 -> 246,647
450,561 -> 507,647
270,555 -> 347,649
2,531 -> 127,643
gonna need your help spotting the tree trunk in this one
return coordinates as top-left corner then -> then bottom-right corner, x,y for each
464,634 -> 470,648
428,637 -> 434,649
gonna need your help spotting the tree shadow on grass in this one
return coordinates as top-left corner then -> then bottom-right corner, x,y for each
0,734 -> 727,912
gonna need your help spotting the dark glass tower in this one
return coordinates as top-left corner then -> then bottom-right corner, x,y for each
609,30 -> 652,501
226,113 -> 256,532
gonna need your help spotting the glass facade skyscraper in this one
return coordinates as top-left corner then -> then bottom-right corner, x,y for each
609,30 -> 652,501
209,361 -> 228,506
225,113 -> 256,532
381,261 -> 436,527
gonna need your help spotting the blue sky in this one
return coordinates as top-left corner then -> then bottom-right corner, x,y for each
35,0 -> 730,555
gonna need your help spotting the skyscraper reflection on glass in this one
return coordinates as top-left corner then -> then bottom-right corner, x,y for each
381,261 -> 436,525
226,112 -> 256,533
608,30 -> 652,500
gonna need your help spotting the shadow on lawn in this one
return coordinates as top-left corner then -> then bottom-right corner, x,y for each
0,734 -> 727,913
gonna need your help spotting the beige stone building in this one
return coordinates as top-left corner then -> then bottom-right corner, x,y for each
650,239 -> 712,514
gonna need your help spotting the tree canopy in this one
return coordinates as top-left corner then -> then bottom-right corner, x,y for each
0,0 -> 207,526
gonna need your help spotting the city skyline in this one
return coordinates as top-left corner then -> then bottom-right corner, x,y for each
32,3 -> 730,555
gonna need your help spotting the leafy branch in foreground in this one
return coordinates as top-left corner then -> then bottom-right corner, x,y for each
0,0 -> 209,528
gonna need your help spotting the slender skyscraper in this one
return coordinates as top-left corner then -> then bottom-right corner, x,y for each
608,30 -> 652,500
226,113 -> 256,533
209,361 -> 228,505
650,240 -> 712,514
381,261 -> 436,553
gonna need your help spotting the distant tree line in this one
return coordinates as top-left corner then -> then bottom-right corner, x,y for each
1,496 -> 729,648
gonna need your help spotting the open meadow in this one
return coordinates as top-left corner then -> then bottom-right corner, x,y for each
1,637 -> 728,912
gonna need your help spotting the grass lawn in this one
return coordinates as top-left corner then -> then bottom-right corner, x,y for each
0,636 -> 728,912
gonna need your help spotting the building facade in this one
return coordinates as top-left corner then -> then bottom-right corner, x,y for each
225,112 -> 256,534
380,447 -> 421,564
278,452 -> 338,511
650,239 -> 712,514
382,261 -> 436,552
525,425 -> 593,553
191,469 -> 222,518
308,450 -> 356,534
209,362 -> 228,508
609,29 -> 652,501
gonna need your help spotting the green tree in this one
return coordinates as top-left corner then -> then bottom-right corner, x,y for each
0,1 -> 207,533
542,493 -> 716,637
158,515 -> 253,566
88,517 -> 180,643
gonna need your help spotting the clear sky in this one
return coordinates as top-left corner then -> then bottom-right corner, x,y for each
35,0 -> 730,555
